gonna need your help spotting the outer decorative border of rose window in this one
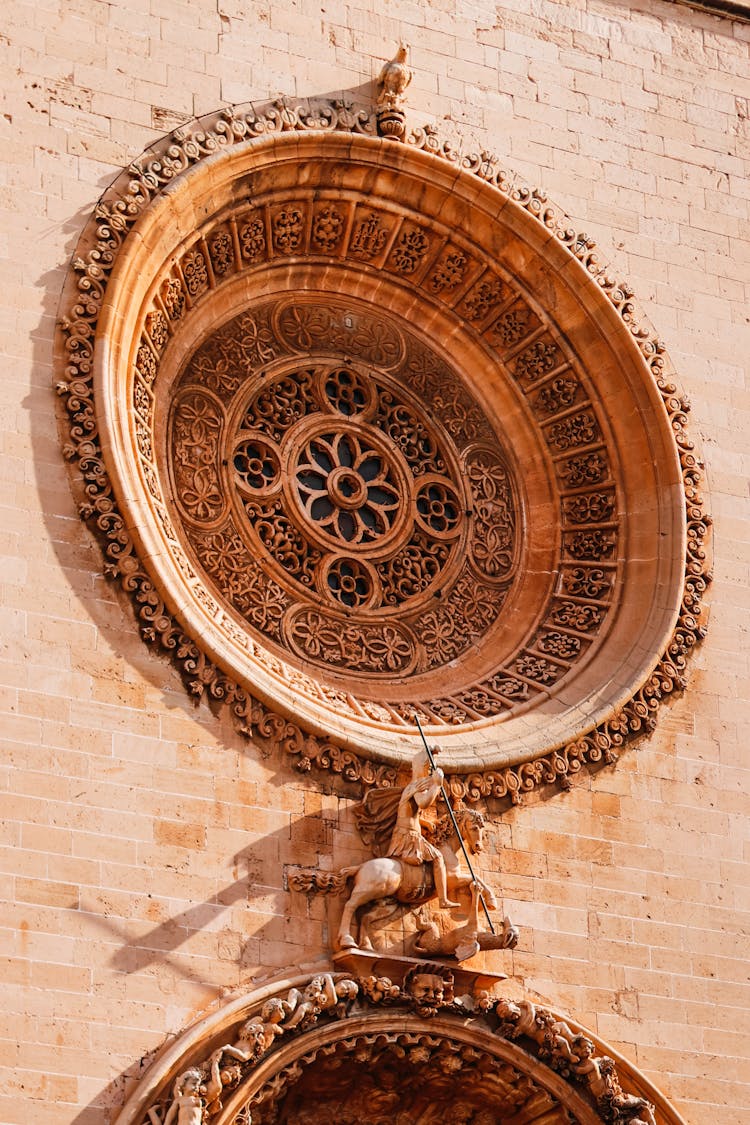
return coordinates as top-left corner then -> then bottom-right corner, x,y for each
55,97 -> 710,798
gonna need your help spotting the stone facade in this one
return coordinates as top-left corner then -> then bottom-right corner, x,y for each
2,1 -> 749,1123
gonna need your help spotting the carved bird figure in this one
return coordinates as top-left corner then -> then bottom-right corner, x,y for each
377,44 -> 413,106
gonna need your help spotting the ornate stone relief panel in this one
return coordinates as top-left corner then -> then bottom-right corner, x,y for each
57,99 -> 710,790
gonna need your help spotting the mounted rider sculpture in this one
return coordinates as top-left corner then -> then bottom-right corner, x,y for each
290,747 -> 518,960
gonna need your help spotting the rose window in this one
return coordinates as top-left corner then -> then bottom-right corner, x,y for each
64,119 -> 705,774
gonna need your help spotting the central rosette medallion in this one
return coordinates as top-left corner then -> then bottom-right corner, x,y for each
290,422 -> 406,551
230,361 -> 466,624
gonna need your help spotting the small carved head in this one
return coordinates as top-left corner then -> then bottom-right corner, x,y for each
260,996 -> 286,1025
411,746 -> 435,781
410,973 -> 444,1011
335,978 -> 358,1003
572,1034 -> 595,1058
405,962 -> 454,1016
173,1067 -> 204,1099
473,988 -> 494,1013
458,806 -> 485,853
236,1019 -> 267,1058
494,997 -> 530,1039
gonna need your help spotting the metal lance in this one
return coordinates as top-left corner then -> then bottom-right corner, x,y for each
414,715 -> 496,935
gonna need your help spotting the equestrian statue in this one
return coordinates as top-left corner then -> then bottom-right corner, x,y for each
289,731 -> 518,960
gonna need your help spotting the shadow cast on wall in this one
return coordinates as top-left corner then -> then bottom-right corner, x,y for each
66,806 -> 359,1124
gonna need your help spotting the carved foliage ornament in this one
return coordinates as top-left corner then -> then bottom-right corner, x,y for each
56,97 -> 710,793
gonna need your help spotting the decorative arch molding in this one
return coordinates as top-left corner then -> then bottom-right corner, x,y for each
115,967 -> 687,1125
56,97 -> 710,793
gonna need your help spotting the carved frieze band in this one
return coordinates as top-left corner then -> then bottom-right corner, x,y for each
56,98 -> 710,798
136,971 -> 658,1125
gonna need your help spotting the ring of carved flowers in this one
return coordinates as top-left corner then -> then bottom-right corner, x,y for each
56,98 -> 710,791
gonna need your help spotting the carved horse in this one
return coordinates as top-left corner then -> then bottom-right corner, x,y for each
336,806 -> 496,951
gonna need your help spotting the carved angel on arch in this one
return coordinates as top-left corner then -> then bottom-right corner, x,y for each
147,1068 -> 206,1125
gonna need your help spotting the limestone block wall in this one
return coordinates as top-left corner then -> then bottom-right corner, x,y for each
1,1 -> 749,1123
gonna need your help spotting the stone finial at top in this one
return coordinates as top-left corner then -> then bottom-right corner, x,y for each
376,44 -> 412,141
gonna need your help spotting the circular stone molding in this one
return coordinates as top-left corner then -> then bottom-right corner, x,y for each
56,99 -> 710,791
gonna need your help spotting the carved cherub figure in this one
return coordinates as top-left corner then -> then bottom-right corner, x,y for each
359,974 -> 401,1004
204,996 -> 295,1115
204,1019 -> 267,1115
557,1036 -> 656,1123
598,1055 -> 658,1124
494,996 -> 579,1062
258,995 -> 288,1038
148,1067 -> 205,1125
284,973 -> 338,1029
199,978 -> 357,1117
494,997 -> 546,1043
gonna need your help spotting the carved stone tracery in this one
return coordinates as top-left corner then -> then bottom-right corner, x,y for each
56,96 -> 710,790
164,298 -> 523,691
248,1032 -> 570,1125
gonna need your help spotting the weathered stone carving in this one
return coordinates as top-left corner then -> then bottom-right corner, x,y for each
557,1039 -> 657,1124
495,997 -> 578,1050
384,749 -> 461,909
290,750 -> 517,960
413,881 -> 519,961
376,45 -> 412,140
202,988 -> 361,1119
403,961 -> 455,1016
147,1068 -> 205,1125
493,999 -> 658,1123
